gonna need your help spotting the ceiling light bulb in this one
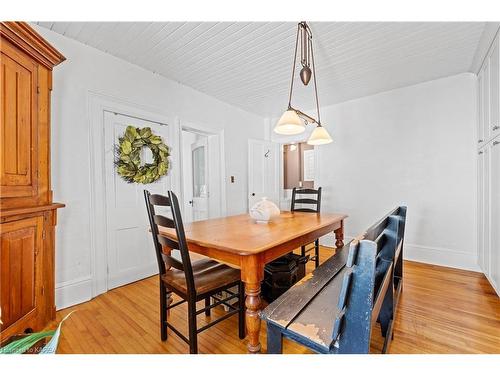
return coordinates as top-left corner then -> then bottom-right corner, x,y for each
274,110 -> 305,135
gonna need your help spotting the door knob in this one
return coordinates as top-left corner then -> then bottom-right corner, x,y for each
189,200 -> 193,205
251,193 -> 255,196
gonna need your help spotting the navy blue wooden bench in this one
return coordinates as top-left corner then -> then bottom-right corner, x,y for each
260,206 -> 407,354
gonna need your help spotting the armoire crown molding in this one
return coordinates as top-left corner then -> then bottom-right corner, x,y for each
0,21 -> 66,69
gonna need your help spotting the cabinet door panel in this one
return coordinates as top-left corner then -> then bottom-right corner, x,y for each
0,41 -> 38,199
483,61 -> 491,143
478,70 -> 485,145
478,149 -> 485,270
0,216 -> 42,331
480,147 -> 490,275
491,42 -> 500,138
490,140 -> 500,290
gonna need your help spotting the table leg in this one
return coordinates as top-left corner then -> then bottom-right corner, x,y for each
334,220 -> 344,249
245,282 -> 262,353
241,255 -> 264,353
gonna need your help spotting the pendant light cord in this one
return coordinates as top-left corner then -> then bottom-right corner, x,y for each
288,22 -> 322,126
288,23 -> 300,108
309,25 -> 321,126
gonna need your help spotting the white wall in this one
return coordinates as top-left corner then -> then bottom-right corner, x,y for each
271,73 -> 478,271
32,25 -> 265,309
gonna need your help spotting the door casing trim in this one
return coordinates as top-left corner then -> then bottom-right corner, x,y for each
87,91 -> 176,298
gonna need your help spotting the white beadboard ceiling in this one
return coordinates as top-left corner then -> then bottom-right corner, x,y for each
36,22 -> 486,117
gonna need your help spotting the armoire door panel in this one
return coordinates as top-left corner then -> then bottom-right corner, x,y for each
0,216 -> 42,331
0,40 -> 38,199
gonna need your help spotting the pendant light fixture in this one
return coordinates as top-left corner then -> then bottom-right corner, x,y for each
274,22 -> 333,145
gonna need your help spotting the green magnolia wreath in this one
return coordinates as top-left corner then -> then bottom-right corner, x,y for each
114,126 -> 170,184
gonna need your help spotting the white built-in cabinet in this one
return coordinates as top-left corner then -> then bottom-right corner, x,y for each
477,30 -> 500,296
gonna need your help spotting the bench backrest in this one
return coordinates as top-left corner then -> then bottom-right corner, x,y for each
332,206 -> 407,353
260,205 -> 407,354
331,239 -> 377,353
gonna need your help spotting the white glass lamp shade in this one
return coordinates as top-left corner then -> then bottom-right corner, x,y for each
274,110 -> 305,135
307,125 -> 333,145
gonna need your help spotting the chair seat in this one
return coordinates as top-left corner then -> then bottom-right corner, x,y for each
161,259 -> 240,298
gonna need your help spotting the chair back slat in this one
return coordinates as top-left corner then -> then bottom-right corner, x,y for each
292,208 -> 318,213
294,198 -> 318,205
162,252 -> 184,271
144,190 -> 196,295
291,187 -> 322,213
294,188 -> 319,194
157,234 -> 180,252
154,214 -> 176,229
149,194 -> 171,206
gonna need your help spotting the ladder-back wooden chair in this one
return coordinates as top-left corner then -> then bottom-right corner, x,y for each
291,187 -> 322,268
144,190 -> 245,354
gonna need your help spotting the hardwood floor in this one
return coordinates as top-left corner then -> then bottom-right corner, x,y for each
47,247 -> 500,354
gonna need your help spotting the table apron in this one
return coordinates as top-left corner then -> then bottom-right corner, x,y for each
260,222 -> 340,264
161,221 -> 341,270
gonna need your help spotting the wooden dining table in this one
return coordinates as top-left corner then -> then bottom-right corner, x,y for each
157,210 -> 347,353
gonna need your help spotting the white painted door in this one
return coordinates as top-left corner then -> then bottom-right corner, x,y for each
104,111 -> 170,290
191,138 -> 209,221
248,139 -> 279,209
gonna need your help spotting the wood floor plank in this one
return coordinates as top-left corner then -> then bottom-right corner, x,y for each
47,248 -> 500,354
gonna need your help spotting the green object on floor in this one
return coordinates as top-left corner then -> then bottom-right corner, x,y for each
0,311 -> 74,354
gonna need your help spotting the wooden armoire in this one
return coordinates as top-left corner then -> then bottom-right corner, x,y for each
0,22 -> 65,342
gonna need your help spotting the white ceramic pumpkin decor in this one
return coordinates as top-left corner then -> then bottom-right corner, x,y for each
249,197 -> 280,224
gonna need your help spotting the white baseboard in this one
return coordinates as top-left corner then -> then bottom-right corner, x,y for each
484,273 -> 500,296
320,233 -> 480,272
404,244 -> 480,272
55,276 -> 93,310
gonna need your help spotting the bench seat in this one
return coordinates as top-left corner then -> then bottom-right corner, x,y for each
262,247 -> 350,352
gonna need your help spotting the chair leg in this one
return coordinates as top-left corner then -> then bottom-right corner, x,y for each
301,245 -> 306,257
159,283 -> 168,341
188,300 -> 198,354
238,282 -> 246,339
314,239 -> 320,268
166,290 -> 173,317
205,297 -> 211,317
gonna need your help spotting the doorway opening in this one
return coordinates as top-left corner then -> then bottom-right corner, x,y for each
181,126 -> 225,223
